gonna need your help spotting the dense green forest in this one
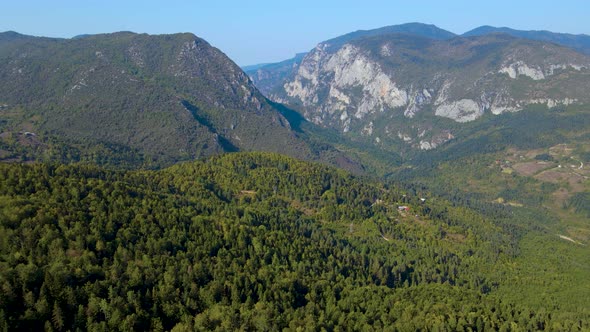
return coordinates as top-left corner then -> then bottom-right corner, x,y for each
1,153 -> 588,331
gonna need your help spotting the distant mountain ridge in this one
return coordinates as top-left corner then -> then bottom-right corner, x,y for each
248,23 -> 590,99
322,22 -> 456,49
244,52 -> 307,95
241,62 -> 273,72
463,25 -> 590,55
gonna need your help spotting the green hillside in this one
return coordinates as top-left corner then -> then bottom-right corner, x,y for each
0,32 -> 358,170
0,153 -> 588,330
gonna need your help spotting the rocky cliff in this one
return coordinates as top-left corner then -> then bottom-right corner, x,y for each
257,29 -> 590,150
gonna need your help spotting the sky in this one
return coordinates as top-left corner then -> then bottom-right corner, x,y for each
2,0 -> 590,66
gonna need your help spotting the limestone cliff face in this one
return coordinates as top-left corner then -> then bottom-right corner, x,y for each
282,44 -> 409,132
265,33 -> 590,150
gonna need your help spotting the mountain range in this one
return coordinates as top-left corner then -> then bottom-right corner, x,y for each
2,24 -> 588,168
247,23 -> 590,82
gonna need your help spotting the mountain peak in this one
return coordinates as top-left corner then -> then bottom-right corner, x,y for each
0,30 -> 25,37
0,31 -> 325,167
322,22 -> 456,48
0,31 -> 35,42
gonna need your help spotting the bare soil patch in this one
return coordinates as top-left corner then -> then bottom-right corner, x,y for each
513,161 -> 554,176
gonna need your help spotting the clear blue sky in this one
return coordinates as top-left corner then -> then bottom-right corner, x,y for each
2,0 -> 589,66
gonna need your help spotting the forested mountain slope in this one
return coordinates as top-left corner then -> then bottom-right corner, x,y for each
0,31 -> 358,170
0,153 -> 588,330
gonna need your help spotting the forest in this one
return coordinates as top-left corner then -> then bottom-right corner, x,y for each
1,152 -> 588,331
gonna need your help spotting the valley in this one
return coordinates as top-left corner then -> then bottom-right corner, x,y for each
245,23 -> 590,329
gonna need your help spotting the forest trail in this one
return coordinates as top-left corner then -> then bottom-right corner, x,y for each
558,234 -> 585,245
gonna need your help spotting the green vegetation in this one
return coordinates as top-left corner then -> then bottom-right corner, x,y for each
390,106 -> 590,331
0,32 -> 356,171
1,153 -> 587,330
568,192 -> 590,217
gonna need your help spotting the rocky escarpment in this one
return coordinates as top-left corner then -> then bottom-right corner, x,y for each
265,33 -> 590,150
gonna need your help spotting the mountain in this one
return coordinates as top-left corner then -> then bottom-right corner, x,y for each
71,34 -> 93,39
0,31 -> 35,42
241,62 -> 273,72
322,22 -> 456,48
255,28 -> 590,151
463,25 -> 590,55
1,152 -> 588,330
0,31 -> 355,169
247,23 -> 455,97
244,52 -> 307,96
